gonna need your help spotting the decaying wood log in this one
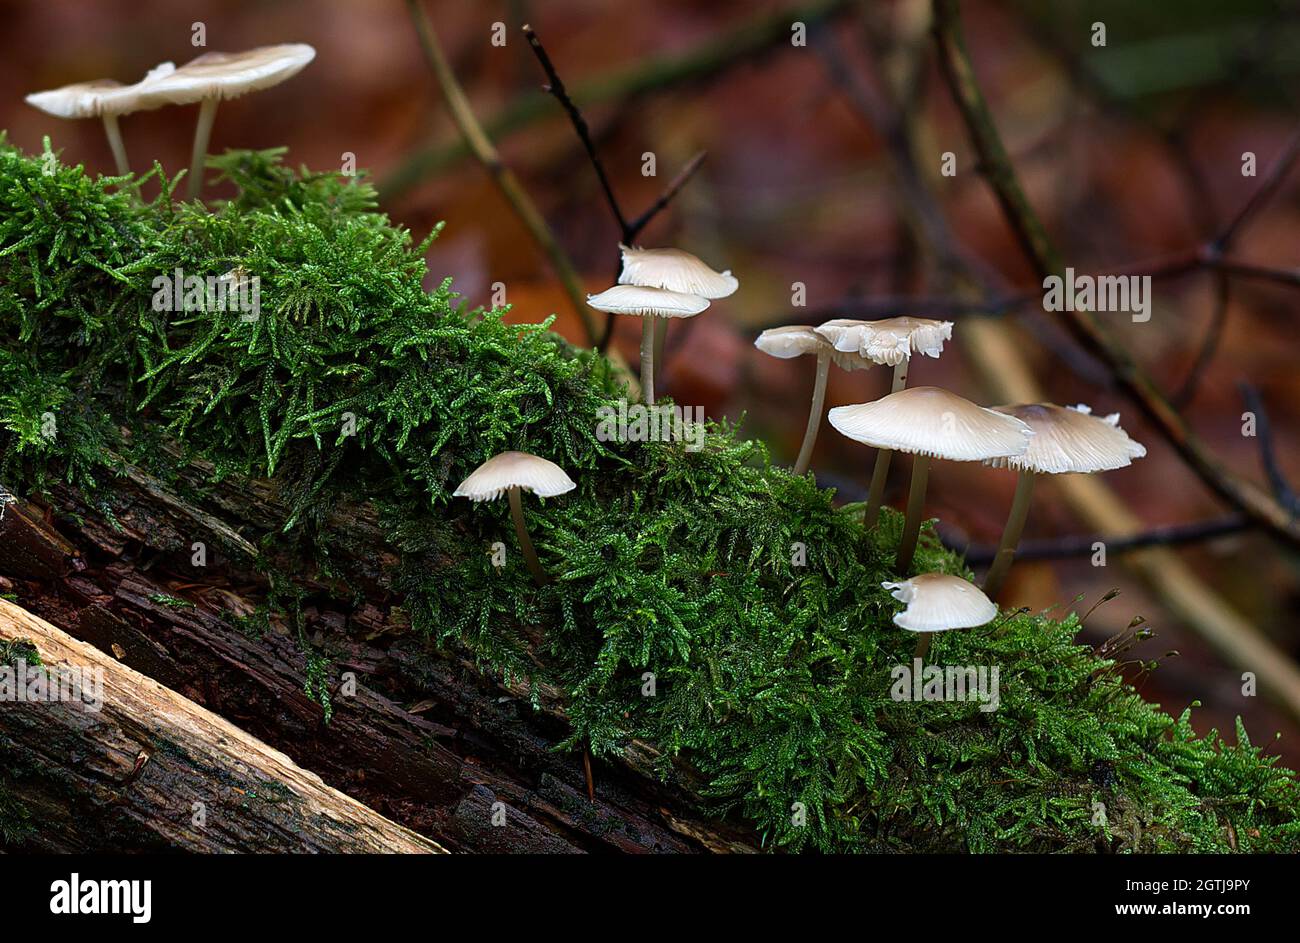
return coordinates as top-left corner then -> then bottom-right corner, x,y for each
0,598 -> 446,853
0,468 -> 757,853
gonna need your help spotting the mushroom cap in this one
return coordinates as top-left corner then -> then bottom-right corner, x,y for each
617,245 -> 738,299
987,403 -> 1147,474
882,572 -> 998,632
133,44 -> 316,107
25,63 -> 177,118
814,317 -> 953,366
453,451 -> 577,502
827,386 -> 1033,461
586,284 -> 709,319
753,325 -> 872,372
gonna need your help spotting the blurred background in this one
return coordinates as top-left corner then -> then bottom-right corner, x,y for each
4,0 -> 1300,763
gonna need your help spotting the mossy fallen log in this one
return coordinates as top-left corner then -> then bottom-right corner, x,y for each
0,483 -> 752,853
1,140 -> 1298,852
0,597 -> 446,853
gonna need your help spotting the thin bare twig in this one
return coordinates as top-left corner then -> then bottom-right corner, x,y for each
405,0 -> 599,346
521,24 -> 709,353
951,515 -> 1250,565
625,150 -> 708,237
1213,127 -> 1300,251
814,25 -> 972,287
1238,381 -> 1300,515
1171,273 -> 1230,408
382,0 -> 853,200
523,24 -> 628,233
1175,128 -> 1300,404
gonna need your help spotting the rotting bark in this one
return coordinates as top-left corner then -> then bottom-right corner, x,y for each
0,463 -> 758,854
0,598 -> 446,854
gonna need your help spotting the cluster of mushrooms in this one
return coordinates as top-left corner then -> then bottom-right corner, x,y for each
27,44 -> 316,199
451,246 -> 740,581
27,50 -> 1147,661
756,316 -> 1147,656
586,246 -> 738,404
454,245 -> 1146,661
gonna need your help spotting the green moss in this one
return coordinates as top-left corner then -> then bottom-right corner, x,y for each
2,138 -> 1297,852
0,637 -> 40,668
303,648 -> 334,724
147,592 -> 195,610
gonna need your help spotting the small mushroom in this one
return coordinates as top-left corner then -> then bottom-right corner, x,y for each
617,245 -> 739,298
453,451 -> 576,586
882,572 -> 997,659
753,325 -> 872,475
815,317 -> 953,527
133,44 -> 316,200
828,386 -> 1032,573
618,245 -> 737,390
981,403 -> 1146,598
25,63 -> 176,176
586,284 -> 708,405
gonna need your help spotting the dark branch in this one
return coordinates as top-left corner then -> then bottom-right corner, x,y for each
1171,273 -> 1230,408
1214,127 -> 1300,250
523,23 -> 628,233
948,515 -> 1251,566
625,150 -> 707,239
521,24 -> 709,353
1239,381 -> 1300,515
1172,128 -> 1300,404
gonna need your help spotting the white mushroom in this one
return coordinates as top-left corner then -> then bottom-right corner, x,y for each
815,317 -> 954,527
981,403 -> 1146,597
816,317 -> 952,366
828,386 -> 1033,573
882,572 -> 997,658
25,63 -> 176,176
753,326 -> 872,476
586,284 -> 709,406
617,245 -> 738,298
454,451 -> 576,585
133,44 -> 316,199
616,246 -> 737,401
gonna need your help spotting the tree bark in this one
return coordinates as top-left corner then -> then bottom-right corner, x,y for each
0,598 -> 446,853
0,465 -> 756,854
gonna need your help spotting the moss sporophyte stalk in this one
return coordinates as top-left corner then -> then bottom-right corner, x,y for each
2,138 -> 1298,852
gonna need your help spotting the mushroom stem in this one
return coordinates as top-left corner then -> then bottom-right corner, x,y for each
793,350 -> 830,476
507,486 -> 548,586
913,633 -> 933,661
640,316 -> 656,405
863,359 -> 911,528
100,114 -> 130,176
895,454 -> 929,573
983,470 -> 1035,598
653,317 -> 668,385
185,97 -> 219,201
862,451 -> 892,529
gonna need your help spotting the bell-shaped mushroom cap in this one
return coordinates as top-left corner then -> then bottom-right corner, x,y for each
586,284 -> 709,319
882,572 -> 998,632
617,245 -> 738,299
753,325 -> 872,372
828,386 -> 1032,461
814,317 -> 953,366
987,403 -> 1147,475
453,451 -> 577,502
133,44 -> 316,107
25,63 -> 177,118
